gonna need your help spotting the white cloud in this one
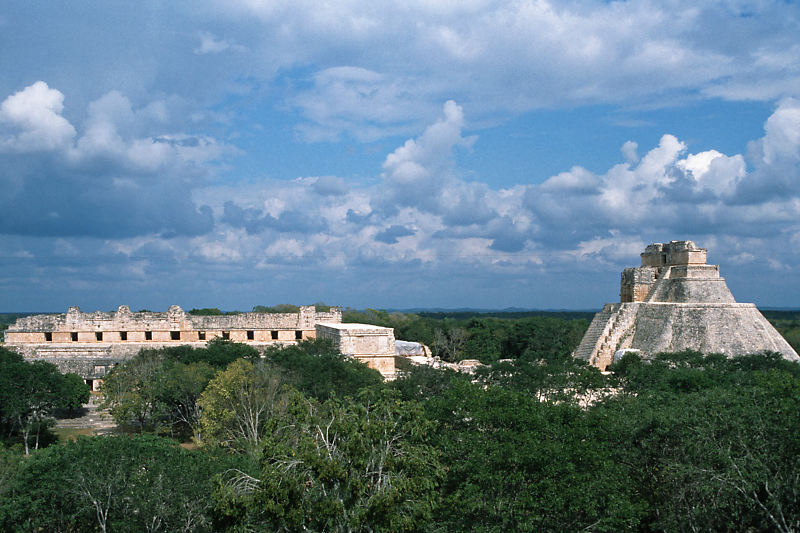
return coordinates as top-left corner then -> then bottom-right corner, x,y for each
380,100 -> 476,209
621,141 -> 639,164
0,81 -> 76,152
3,84 -> 800,308
677,150 -> 746,197
190,0 -> 800,139
0,82 -> 232,238
761,97 -> 800,165
194,32 -> 245,54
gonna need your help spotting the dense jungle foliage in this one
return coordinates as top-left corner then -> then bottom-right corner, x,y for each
1,310 -> 799,531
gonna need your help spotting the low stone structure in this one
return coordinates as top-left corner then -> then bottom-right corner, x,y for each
6,305 -> 341,388
315,322 -> 398,379
574,241 -> 799,370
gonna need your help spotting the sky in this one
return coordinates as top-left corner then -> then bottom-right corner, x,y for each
0,0 -> 799,312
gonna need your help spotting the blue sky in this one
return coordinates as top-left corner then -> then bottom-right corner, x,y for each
1,0 -> 799,312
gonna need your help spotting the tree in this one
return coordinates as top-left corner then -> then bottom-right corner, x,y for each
502,316 -> 588,361
252,304 -> 300,313
100,350 -> 169,433
60,373 -> 91,416
598,351 -> 800,531
0,348 -> 76,453
425,380 -> 640,531
158,362 -> 216,442
101,342 -> 257,437
432,327 -> 467,362
0,435 -> 241,532
462,318 -> 502,363
188,308 -> 224,315
161,338 -> 259,367
262,339 -> 384,401
198,359 -> 287,452
214,391 -> 445,532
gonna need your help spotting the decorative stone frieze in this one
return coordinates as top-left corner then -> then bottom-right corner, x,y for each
5,305 -> 343,388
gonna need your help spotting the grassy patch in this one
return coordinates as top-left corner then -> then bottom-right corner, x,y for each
53,427 -> 96,441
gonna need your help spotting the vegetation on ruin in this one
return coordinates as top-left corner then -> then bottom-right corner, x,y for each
2,311 -> 800,531
250,302 -> 334,313
187,308 -> 242,316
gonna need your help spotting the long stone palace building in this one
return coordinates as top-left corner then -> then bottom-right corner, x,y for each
5,305 -> 400,386
573,240 -> 799,370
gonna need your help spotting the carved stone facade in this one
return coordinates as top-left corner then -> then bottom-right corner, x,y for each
574,241 -> 799,370
6,305 -> 342,388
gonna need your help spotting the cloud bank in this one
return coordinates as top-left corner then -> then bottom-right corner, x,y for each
1,81 -> 799,309
0,0 -> 798,309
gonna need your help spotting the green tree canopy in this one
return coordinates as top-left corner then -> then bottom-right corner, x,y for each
262,339 -> 384,401
0,435 -> 244,533
214,391 -> 444,532
0,348 -> 86,453
198,359 -> 287,453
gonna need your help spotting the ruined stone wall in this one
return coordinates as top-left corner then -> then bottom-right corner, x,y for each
5,305 -> 343,382
6,305 -> 341,342
641,240 -> 707,268
627,303 -> 797,358
620,267 -> 657,302
315,323 -> 397,379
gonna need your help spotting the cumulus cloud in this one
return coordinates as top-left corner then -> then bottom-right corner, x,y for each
378,100 -> 477,213
199,0 -> 800,139
0,81 -> 76,152
0,82 -> 228,238
291,67 -> 434,142
1,1 -> 797,148
3,87 -> 799,309
312,175 -> 349,196
200,96 -> 800,288
375,225 -> 416,244
222,201 -> 328,235
734,98 -> 800,203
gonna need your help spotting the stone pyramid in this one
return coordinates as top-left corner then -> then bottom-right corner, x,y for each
573,240 -> 799,370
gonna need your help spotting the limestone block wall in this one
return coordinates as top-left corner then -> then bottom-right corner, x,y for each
6,305 -> 341,342
626,303 -> 798,359
315,323 -> 397,379
5,305 -> 343,384
620,267 -> 657,302
641,240 -> 707,267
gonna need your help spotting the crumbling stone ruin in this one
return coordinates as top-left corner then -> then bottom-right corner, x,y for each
315,322 -> 398,379
5,305 -> 411,383
574,241 -> 799,370
5,305 -> 343,388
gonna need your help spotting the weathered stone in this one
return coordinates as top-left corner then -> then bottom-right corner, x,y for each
6,305 -> 342,388
574,240 -> 799,370
394,340 -> 432,357
315,322 -> 397,379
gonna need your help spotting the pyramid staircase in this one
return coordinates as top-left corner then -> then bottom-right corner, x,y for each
592,303 -> 638,370
573,303 -> 639,370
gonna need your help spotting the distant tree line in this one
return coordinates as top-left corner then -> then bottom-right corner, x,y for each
343,308 -> 590,363
762,310 -> 800,353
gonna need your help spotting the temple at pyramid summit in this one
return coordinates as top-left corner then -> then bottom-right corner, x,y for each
573,240 -> 799,370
